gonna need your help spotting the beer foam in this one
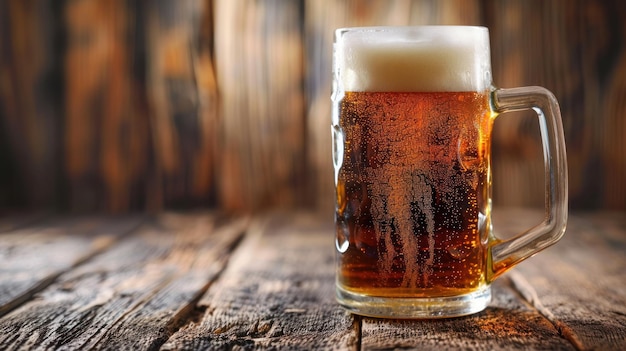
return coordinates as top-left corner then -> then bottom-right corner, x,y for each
335,26 -> 492,92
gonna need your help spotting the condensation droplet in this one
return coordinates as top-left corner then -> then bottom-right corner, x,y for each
332,125 -> 345,184
448,244 -> 472,260
457,128 -> 480,171
336,218 -> 350,253
478,211 -> 487,231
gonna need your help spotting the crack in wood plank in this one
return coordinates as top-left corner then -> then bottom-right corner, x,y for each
355,315 -> 362,351
149,221 -> 249,351
89,216 -> 250,351
508,270 -> 586,351
84,270 -> 178,350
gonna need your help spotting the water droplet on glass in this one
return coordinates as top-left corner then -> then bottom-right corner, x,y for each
336,218 -> 350,253
448,244 -> 472,260
332,125 -> 345,184
478,211 -> 487,231
457,128 -> 480,171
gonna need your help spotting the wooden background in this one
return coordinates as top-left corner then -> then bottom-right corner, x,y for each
0,0 -> 625,214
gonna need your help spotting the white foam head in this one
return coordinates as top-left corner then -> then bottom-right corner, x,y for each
334,26 -> 492,92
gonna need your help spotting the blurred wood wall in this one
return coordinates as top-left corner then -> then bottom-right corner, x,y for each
0,0 -> 624,214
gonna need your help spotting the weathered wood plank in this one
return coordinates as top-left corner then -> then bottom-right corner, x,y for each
64,0 -> 147,213
0,216 -> 142,318
162,213 -> 358,350
507,212 -> 626,351
214,0 -> 306,211
145,0 -> 219,210
575,0 -> 626,209
0,0 -> 64,211
487,0 -> 626,210
0,213 -> 247,350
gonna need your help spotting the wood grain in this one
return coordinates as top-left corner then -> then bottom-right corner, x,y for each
0,216 -> 141,318
145,0 -> 219,210
0,0 -> 63,210
0,213 -> 246,350
487,0 -> 626,210
64,0 -> 145,213
214,0 -> 306,212
162,214 -> 358,350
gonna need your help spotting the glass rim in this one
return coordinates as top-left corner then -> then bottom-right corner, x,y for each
335,25 -> 488,33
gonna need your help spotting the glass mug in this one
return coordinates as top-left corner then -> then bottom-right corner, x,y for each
331,26 -> 567,318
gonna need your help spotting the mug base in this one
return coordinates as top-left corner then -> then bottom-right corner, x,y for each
336,285 -> 491,319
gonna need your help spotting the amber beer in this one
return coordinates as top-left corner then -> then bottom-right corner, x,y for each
335,90 -> 492,297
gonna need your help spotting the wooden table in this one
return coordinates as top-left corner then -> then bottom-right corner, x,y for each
1,209 -> 624,350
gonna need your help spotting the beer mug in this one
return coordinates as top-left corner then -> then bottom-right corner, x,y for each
332,26 -> 567,318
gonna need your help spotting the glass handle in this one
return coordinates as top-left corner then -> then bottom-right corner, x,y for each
488,87 -> 568,280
